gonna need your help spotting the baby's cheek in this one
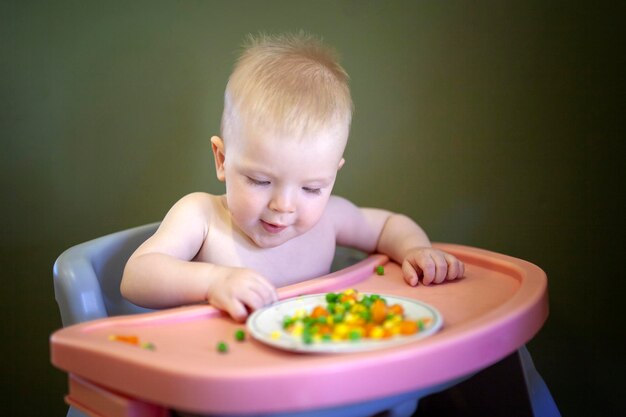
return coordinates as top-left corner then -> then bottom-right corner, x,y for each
228,195 -> 257,227
298,203 -> 326,230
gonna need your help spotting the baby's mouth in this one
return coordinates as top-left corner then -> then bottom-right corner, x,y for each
260,220 -> 287,234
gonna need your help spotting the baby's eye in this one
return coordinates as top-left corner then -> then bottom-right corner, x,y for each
247,177 -> 270,186
302,187 -> 322,195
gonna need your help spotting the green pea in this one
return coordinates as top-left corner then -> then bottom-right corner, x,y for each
235,329 -> 245,341
282,316 -> 294,328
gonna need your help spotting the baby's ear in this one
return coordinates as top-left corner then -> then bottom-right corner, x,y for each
211,136 -> 226,182
338,158 -> 346,170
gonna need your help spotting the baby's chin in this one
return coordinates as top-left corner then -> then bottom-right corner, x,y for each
249,233 -> 295,249
247,227 -> 307,249
239,227 -> 277,247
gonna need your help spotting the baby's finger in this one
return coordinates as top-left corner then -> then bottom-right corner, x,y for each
420,255 -> 437,285
402,260 -> 419,286
433,255 -> 448,284
224,299 -> 249,323
239,289 -> 266,312
250,274 -> 279,303
444,253 -> 460,280
255,286 -> 277,305
260,279 -> 279,303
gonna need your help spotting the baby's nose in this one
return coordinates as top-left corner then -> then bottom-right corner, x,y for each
269,190 -> 296,213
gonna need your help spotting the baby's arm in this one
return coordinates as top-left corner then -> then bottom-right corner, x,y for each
373,212 -> 464,286
329,196 -> 464,286
121,193 -> 276,321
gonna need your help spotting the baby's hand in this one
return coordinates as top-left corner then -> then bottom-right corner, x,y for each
401,247 -> 465,286
207,267 -> 278,322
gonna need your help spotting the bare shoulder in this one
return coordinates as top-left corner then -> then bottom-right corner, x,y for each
166,192 -> 223,219
325,195 -> 384,252
326,194 -> 357,210
323,195 -> 364,234
158,192 -> 224,236
174,192 -> 220,210
325,195 -> 361,221
134,192 -> 223,259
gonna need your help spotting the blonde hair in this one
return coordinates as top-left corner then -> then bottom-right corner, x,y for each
221,32 -> 353,142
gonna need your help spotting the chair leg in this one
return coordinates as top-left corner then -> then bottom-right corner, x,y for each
414,348 -> 558,416
380,399 -> 419,417
518,346 -> 561,417
66,405 -> 90,417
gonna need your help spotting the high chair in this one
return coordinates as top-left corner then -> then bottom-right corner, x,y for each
54,223 -> 160,417
53,223 -> 560,417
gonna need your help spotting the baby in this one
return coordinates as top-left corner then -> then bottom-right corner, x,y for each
121,33 -> 464,322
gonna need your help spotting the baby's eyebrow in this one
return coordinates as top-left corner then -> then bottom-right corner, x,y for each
304,176 -> 334,186
238,163 -> 271,177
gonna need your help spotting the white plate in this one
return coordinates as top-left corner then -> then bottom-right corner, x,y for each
247,293 -> 443,353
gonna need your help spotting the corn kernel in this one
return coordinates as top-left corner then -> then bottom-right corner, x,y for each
369,326 -> 385,339
334,323 -> 349,338
389,326 -> 401,335
292,323 -> 304,337
345,313 -> 358,324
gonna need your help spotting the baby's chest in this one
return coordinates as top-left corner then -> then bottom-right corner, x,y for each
198,226 -> 337,287
245,243 -> 336,286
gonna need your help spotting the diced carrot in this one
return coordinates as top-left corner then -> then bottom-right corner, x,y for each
111,335 -> 139,345
399,321 -> 418,335
317,324 -> 332,335
311,306 -> 329,318
389,304 -> 404,316
339,294 -> 356,303
382,328 -> 394,338
371,299 -> 387,324
363,323 -> 376,337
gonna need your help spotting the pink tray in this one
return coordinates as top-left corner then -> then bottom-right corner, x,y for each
50,243 -> 548,416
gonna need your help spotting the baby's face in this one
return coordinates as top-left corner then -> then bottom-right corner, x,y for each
219,124 -> 347,248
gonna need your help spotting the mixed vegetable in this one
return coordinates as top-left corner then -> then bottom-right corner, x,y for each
282,289 -> 432,344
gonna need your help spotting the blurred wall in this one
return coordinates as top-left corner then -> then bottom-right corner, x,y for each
1,1 -> 622,416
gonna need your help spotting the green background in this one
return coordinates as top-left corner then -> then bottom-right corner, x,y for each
1,1 -> 623,416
